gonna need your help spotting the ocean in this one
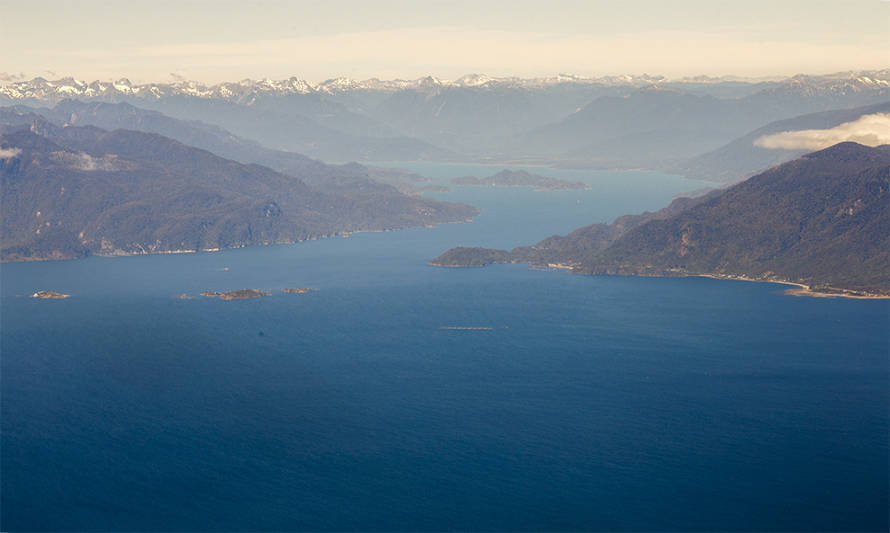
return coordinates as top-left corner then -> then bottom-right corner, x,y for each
2,166 -> 887,531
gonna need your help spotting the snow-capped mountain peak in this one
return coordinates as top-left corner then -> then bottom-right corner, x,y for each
2,70 -> 888,103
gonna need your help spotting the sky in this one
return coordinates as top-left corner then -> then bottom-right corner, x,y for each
1,0 -> 888,84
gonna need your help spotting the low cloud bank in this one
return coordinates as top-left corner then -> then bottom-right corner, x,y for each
0,147 -> 22,158
50,151 -> 127,171
754,113 -> 890,150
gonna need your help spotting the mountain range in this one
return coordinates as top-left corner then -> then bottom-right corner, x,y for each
2,74 -> 888,284
3,71 -> 887,103
3,71 -> 888,166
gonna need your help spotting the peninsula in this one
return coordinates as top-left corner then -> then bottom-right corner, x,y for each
432,143 -> 890,298
451,170 -> 589,191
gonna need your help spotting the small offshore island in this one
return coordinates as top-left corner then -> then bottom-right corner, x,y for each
451,169 -> 589,191
200,289 -> 271,300
183,288 -> 317,300
282,287 -> 315,294
30,290 -> 71,299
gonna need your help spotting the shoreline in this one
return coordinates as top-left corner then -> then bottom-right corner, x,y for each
374,159 -> 718,186
429,260 -> 888,300
1,216 -> 477,264
690,273 -> 889,300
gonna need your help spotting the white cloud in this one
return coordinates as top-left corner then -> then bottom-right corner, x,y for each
50,151 -> 127,171
754,113 -> 890,151
0,147 -> 22,158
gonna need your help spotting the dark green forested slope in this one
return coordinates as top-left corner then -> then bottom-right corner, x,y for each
586,142 -> 889,293
430,194 -> 709,267
0,122 -> 477,261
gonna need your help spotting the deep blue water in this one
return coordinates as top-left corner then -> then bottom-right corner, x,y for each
2,167 -> 888,531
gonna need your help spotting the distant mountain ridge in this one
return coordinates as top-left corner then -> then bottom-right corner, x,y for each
2,70 -> 887,102
3,70 -> 888,169
0,74 -> 689,102
0,100 -> 432,194
432,143 -> 890,296
517,86 -> 890,167
673,101 -> 890,183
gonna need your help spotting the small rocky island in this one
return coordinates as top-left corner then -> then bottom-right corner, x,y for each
451,169 -> 589,191
200,289 -> 271,300
30,290 -> 71,299
282,288 -> 315,294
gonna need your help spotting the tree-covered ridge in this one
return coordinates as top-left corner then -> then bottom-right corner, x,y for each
0,122 -> 477,261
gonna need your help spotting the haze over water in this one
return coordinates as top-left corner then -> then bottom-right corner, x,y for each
2,167 -> 887,531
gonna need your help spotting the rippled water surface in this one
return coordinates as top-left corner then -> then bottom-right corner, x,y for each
2,167 -> 887,531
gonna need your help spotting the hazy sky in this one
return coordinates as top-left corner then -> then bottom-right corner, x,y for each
2,0 -> 888,84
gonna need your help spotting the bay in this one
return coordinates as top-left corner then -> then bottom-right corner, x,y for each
2,167 -> 887,531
